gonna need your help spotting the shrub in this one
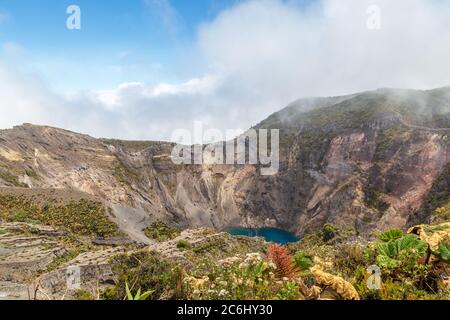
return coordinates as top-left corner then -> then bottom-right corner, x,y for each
184,253 -> 291,300
0,194 -> 117,237
109,250 -> 184,300
177,240 -> 191,249
144,221 -> 180,242
74,290 -> 95,301
125,282 -> 154,301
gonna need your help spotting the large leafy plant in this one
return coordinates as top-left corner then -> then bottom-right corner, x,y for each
376,228 -> 403,242
293,252 -> 314,271
376,235 -> 427,269
437,243 -> 450,263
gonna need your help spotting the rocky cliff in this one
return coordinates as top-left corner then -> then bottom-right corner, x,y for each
1,87 -> 449,238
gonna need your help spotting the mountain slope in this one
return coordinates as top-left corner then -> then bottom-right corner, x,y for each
0,87 -> 449,238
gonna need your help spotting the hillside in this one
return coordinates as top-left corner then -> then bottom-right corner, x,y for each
0,88 -> 450,238
1,87 -> 450,300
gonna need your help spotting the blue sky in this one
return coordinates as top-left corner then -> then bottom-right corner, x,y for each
0,0 -> 247,90
0,0 -> 449,141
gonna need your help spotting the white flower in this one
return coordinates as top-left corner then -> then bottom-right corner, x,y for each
218,289 -> 229,297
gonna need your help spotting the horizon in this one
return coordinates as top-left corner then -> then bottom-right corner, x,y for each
2,84 -> 449,143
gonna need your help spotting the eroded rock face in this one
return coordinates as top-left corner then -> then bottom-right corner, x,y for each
0,88 -> 449,237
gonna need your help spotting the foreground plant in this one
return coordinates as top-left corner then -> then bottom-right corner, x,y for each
267,244 -> 297,279
125,282 -> 154,301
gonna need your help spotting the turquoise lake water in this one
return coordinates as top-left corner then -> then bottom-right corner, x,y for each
225,227 -> 299,244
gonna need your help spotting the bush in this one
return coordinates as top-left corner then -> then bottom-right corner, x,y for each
177,240 -> 191,249
109,250 -> 184,300
144,221 -> 180,242
0,194 -> 117,237
183,253 -> 295,300
74,290 -> 95,301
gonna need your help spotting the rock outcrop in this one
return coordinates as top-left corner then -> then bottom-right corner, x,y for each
0,87 -> 449,238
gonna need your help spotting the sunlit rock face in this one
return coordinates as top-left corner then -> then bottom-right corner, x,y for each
1,87 -> 449,236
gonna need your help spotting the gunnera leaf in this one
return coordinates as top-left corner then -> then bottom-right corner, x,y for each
376,228 -> 403,242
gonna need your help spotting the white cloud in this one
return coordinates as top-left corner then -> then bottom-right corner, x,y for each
2,0 -> 450,142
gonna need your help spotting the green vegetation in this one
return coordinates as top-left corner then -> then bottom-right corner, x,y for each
364,186 -> 390,212
101,139 -> 156,152
106,251 -> 184,300
437,243 -> 450,263
293,252 -> 314,271
46,248 -> 86,272
184,252 -> 301,300
112,160 -> 138,187
375,235 -> 427,269
0,193 -> 117,237
435,203 -> 450,222
92,220 -> 450,301
376,228 -> 404,242
320,223 -> 357,244
424,164 -> 450,219
0,169 -> 28,188
125,282 -> 154,301
74,290 -> 95,301
176,240 -> 191,250
144,221 -> 180,242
